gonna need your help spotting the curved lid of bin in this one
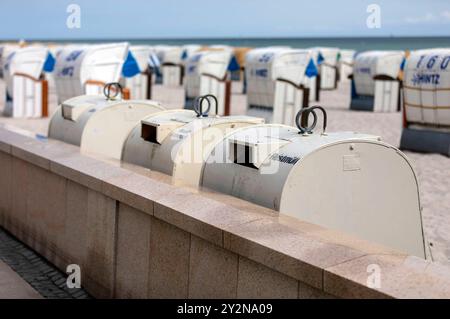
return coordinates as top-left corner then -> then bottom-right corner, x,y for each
3,46 -> 50,96
122,107 -> 264,184
202,123 -> 381,204
154,45 -> 183,65
185,50 -> 234,80
201,123 -> 425,258
48,94 -> 165,159
138,109 -> 263,148
53,42 -> 129,101
245,48 -> 318,86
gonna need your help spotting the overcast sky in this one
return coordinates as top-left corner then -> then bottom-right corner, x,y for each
0,0 -> 449,40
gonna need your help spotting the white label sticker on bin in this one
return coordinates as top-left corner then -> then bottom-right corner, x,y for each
343,154 -> 361,171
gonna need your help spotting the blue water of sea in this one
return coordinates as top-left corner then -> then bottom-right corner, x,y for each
49,36 -> 450,51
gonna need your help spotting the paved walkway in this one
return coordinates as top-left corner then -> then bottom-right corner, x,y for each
0,260 -> 42,299
0,227 -> 91,299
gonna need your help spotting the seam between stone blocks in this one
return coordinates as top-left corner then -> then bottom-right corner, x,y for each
321,253 -> 369,297
112,200 -> 120,298
235,255 -> 240,298
146,215 -> 153,298
325,253 -> 369,271
186,233 -> 192,298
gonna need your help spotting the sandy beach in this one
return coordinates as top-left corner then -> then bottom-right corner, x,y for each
1,79 -> 449,265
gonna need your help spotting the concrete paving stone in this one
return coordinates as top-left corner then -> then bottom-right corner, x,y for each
0,227 -> 91,299
54,278 -> 67,286
0,260 -> 42,299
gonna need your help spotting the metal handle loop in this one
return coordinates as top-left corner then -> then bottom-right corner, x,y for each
295,105 -> 327,134
193,94 -> 219,117
103,82 -> 123,100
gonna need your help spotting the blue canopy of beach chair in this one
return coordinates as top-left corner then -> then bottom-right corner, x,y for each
305,58 -> 318,78
43,52 -> 55,72
227,55 -> 240,72
122,50 -> 141,78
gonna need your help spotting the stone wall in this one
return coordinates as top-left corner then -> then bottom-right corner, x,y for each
1,126 -> 450,299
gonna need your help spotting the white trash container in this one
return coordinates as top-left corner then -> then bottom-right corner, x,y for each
201,107 -> 426,258
122,101 -> 264,186
48,90 -> 165,160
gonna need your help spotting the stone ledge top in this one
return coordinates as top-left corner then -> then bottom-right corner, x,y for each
1,125 -> 450,299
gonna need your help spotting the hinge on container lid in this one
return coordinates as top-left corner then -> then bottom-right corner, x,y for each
61,100 -> 96,121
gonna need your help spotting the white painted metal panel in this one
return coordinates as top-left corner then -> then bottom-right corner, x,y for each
122,110 -> 264,186
201,124 -> 425,258
48,95 -> 165,159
